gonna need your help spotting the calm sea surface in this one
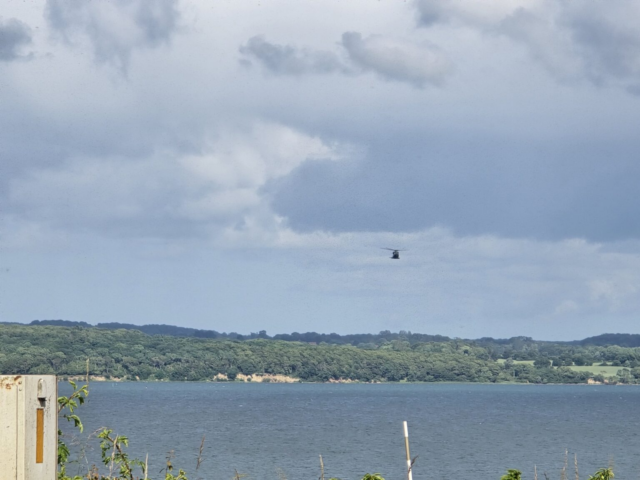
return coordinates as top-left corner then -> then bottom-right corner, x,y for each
60,383 -> 640,480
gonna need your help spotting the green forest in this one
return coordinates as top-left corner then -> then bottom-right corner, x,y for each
3,323 -> 640,384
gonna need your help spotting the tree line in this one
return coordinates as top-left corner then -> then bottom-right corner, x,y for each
17,320 -> 640,348
4,324 -> 640,384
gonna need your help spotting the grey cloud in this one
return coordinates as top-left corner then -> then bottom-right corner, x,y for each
133,2 -> 180,47
240,33 -> 452,87
239,35 -> 350,75
626,84 -> 640,96
6,156 -> 199,239
562,4 -> 640,85
414,0 -> 452,26
0,18 -> 32,61
341,32 -> 452,87
268,134 -> 640,243
496,8 -> 581,82
45,0 -> 180,72
414,0 -> 640,90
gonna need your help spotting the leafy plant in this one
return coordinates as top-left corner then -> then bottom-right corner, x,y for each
57,381 -> 189,480
589,468 -> 614,480
57,381 -> 88,480
97,429 -> 146,480
501,469 -> 522,480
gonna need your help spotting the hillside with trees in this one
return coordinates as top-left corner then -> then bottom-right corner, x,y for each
4,323 -> 640,384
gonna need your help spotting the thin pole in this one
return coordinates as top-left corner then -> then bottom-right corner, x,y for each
403,421 -> 413,480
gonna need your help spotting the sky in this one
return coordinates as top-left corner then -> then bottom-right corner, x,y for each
2,0 -> 640,340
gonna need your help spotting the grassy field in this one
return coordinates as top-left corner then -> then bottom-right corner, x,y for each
496,359 -> 534,365
496,360 -> 622,376
567,365 -> 621,376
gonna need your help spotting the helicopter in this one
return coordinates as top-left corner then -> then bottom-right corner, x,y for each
382,248 -> 406,259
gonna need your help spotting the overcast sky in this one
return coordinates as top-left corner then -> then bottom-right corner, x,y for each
2,0 -> 640,340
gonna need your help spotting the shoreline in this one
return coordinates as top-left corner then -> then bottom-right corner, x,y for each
59,376 -> 638,386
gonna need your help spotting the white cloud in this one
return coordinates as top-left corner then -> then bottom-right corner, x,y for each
589,276 -> 640,311
0,215 -> 65,250
7,122 -> 350,240
341,32 -> 452,87
256,228 -> 640,336
553,300 -> 579,315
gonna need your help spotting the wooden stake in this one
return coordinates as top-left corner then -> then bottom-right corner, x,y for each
403,421 -> 413,480
319,455 -> 325,480
196,435 -> 205,471
86,358 -> 90,384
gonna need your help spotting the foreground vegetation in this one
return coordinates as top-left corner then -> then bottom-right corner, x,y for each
4,324 -> 640,384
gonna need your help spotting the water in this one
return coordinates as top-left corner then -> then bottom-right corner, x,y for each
60,382 -> 640,479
